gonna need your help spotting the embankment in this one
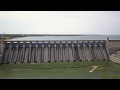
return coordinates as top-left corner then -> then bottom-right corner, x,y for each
108,40 -> 120,54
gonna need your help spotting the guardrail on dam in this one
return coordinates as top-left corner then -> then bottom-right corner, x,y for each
0,39 -> 110,64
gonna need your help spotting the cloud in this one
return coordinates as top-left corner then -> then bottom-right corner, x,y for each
0,11 -> 120,34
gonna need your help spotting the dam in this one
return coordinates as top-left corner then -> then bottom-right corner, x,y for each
0,38 -> 110,64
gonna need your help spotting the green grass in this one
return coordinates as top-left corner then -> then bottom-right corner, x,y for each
0,61 -> 120,79
0,61 -> 108,69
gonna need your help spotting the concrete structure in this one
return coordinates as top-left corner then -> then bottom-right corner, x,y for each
0,38 -> 110,64
108,40 -> 120,54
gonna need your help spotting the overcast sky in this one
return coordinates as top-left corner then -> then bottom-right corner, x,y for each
0,11 -> 120,35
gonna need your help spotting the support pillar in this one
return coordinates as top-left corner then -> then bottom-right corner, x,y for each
1,34 -> 4,56
106,37 -> 110,60
0,34 -> 5,64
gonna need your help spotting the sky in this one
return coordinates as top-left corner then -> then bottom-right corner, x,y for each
0,11 -> 120,35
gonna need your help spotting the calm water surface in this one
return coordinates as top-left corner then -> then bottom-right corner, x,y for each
10,35 -> 120,41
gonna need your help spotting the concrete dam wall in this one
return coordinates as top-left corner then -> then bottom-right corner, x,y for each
0,40 -> 109,64
108,40 -> 120,55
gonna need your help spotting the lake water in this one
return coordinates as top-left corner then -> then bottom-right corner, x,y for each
10,35 -> 120,41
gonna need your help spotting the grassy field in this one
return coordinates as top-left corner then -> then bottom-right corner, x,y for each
0,61 -> 120,79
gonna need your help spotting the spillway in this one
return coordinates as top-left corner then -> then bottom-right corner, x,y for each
0,40 -> 109,64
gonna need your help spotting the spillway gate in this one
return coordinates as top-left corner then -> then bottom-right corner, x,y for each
0,40 -> 110,64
